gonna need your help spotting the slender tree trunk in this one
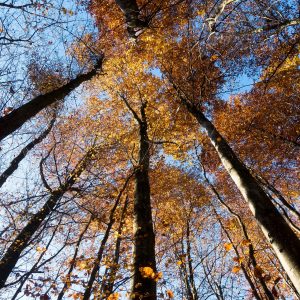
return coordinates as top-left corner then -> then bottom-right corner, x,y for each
186,221 -> 198,300
0,116 -> 55,188
11,218 -> 61,300
176,238 -> 193,300
82,175 -> 132,300
101,195 -> 129,298
0,148 -> 94,288
57,217 -> 92,300
183,100 -> 300,292
0,57 -> 103,141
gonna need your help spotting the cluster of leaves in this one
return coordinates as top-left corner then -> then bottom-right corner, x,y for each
0,0 -> 299,299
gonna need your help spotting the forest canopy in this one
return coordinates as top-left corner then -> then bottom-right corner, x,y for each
0,0 -> 299,299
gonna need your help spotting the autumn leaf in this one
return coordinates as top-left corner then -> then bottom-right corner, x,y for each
139,266 -> 162,281
232,266 -> 241,273
166,290 -> 174,298
241,239 -> 251,247
224,243 -> 233,251
108,293 -> 119,300
197,9 -> 205,16
36,246 -> 46,253
233,256 -> 244,264
140,266 -> 155,278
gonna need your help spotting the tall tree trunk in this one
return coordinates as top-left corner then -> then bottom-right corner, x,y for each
0,57 -> 103,141
0,116 -> 55,188
0,148 -> 94,288
121,98 -> 156,299
182,99 -> 300,292
82,175 -> 132,300
201,165 -> 274,299
101,195 -> 129,298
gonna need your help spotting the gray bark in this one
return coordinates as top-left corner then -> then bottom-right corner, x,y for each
0,57 -> 103,141
179,96 -> 300,293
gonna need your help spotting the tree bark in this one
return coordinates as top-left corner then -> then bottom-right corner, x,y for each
122,100 -> 156,299
0,57 -> 103,141
183,100 -> 300,293
0,116 -> 55,188
0,148 -> 94,288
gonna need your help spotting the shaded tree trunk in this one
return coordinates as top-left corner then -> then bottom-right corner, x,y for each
121,97 -> 156,299
185,220 -> 198,300
0,57 -> 103,141
132,106 -> 156,299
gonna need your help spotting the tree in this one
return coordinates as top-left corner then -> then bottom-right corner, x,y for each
1,0 -> 300,299
0,56 -> 103,141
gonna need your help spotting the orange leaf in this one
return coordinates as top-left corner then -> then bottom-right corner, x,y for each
232,266 -> 241,273
166,290 -> 174,298
224,243 -> 233,251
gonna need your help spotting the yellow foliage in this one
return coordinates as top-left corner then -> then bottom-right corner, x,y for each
233,256 -> 244,264
241,239 -> 251,247
108,293 -> 119,300
232,266 -> 241,273
224,243 -> 233,251
139,267 -> 163,281
36,246 -> 47,253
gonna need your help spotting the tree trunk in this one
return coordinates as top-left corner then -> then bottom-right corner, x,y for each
82,175 -> 132,300
184,101 -> 300,293
0,148 -> 94,288
115,0 -> 147,37
126,101 -> 156,300
101,196 -> 129,298
0,57 -> 103,141
202,167 -> 274,299
0,116 -> 55,188
57,217 -> 92,300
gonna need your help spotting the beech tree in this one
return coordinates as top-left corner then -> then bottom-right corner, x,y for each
0,0 -> 299,299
